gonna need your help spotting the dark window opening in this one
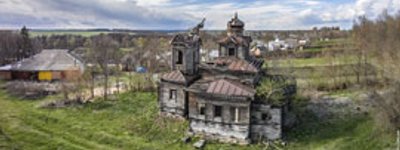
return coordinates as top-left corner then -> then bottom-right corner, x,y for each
177,51 -> 183,64
261,113 -> 271,121
198,103 -> 205,115
228,48 -> 235,56
169,89 -> 177,100
214,105 -> 222,117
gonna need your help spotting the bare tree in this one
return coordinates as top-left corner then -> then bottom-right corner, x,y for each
353,11 -> 400,131
113,47 -> 123,94
0,31 -> 21,64
88,34 -> 119,100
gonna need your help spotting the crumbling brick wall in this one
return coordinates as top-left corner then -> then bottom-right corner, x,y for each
188,93 -> 252,144
158,82 -> 187,118
250,104 -> 283,141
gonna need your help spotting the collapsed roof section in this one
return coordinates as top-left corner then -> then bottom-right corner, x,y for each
201,57 -> 264,74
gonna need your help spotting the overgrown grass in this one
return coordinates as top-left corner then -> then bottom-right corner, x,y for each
0,83 -> 394,149
266,55 -> 358,68
0,90 -> 189,149
311,38 -> 352,47
302,47 -> 324,52
0,87 -> 264,149
286,97 -> 394,150
287,117 -> 393,150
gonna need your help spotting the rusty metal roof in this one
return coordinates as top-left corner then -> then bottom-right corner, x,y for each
213,57 -> 263,73
161,70 -> 187,83
228,59 -> 257,73
206,79 -> 255,97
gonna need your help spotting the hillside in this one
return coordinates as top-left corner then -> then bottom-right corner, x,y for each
0,84 -> 394,150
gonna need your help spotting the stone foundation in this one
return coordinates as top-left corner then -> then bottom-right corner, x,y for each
190,120 -> 251,145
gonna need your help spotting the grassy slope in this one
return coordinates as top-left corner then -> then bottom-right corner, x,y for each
266,55 -> 357,68
261,38 -> 393,149
0,90 -> 186,150
0,87 -> 394,150
287,116 -> 393,150
0,89 -> 264,150
285,97 -> 394,150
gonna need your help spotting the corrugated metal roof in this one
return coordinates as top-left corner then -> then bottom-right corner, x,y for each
10,49 -> 83,71
161,70 -> 187,83
206,79 -> 255,97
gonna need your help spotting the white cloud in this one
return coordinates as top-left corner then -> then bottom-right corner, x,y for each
354,0 -> 393,17
0,0 -> 195,29
0,0 -> 398,30
135,0 -> 170,6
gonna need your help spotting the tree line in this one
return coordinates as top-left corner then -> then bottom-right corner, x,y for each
353,11 -> 400,131
0,26 -> 41,65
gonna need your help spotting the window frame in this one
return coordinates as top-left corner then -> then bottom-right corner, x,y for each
197,103 -> 206,116
228,47 -> 236,56
176,50 -> 183,64
169,89 -> 177,100
214,105 -> 222,118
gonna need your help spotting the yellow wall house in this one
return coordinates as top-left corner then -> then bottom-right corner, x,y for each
38,71 -> 52,81
4,49 -> 85,81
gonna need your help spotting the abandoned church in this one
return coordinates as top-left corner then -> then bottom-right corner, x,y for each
158,13 -> 296,144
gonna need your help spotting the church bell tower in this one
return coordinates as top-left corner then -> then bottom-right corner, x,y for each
170,19 -> 205,75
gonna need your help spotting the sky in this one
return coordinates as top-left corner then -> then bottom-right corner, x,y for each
0,0 -> 399,30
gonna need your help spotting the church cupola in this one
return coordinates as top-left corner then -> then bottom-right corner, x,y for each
218,12 -> 252,60
227,12 -> 245,36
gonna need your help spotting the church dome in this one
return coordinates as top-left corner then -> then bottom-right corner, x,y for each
228,12 -> 244,27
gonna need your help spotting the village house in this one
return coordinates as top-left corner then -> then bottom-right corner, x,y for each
267,36 -> 310,51
0,49 -> 84,81
158,13 -> 295,144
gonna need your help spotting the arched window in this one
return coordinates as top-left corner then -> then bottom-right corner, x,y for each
177,50 -> 183,64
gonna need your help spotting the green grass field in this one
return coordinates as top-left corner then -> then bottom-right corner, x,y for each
0,88 -> 266,150
287,115 -> 393,150
266,55 -> 358,68
311,38 -> 352,47
0,35 -> 391,149
0,84 -> 394,150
